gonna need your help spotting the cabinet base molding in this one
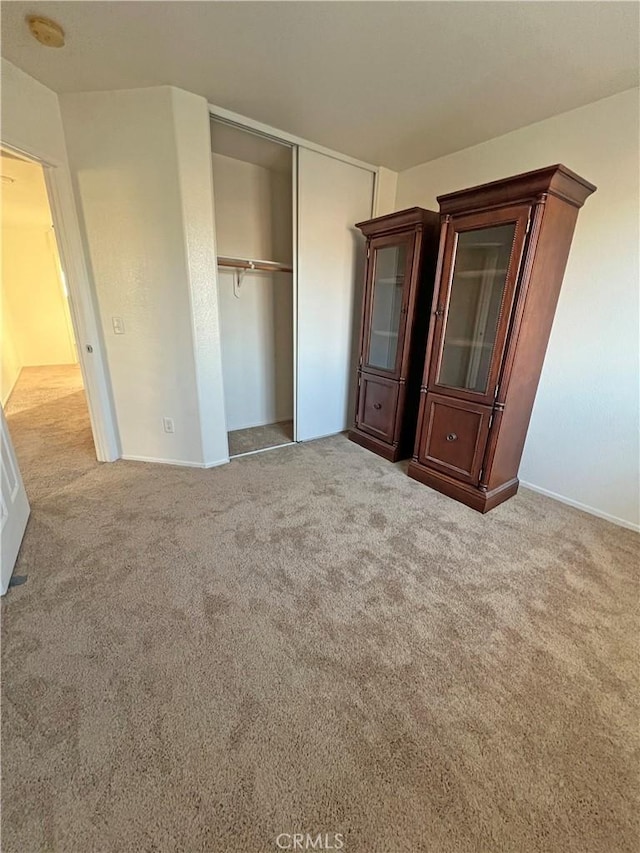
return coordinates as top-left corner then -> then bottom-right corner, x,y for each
407,462 -> 519,512
348,428 -> 401,462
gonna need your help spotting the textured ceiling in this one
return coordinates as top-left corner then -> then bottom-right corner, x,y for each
1,1 -> 638,170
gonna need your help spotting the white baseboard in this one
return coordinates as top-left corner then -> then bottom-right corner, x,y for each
519,480 -> 639,532
203,457 -> 230,469
121,454 -> 229,469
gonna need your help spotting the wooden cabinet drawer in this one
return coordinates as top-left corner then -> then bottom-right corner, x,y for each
418,393 -> 491,484
356,373 -> 399,444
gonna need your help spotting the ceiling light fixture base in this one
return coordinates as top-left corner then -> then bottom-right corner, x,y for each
27,16 -> 65,48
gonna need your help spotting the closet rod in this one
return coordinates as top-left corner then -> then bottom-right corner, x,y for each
217,256 -> 293,273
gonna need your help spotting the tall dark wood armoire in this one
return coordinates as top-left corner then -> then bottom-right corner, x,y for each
408,165 -> 596,512
349,208 -> 440,461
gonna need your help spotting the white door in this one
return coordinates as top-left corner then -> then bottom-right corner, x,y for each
296,149 -> 375,441
1,407 -> 29,595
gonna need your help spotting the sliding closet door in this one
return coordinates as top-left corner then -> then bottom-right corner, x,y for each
296,149 -> 374,441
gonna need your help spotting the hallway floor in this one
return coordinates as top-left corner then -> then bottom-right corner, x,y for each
2,366 -> 638,853
4,365 -> 95,502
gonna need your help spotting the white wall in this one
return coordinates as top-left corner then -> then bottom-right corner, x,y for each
0,59 -> 67,165
374,166 -> 399,217
171,88 -> 229,466
2,226 -> 76,367
1,297 -> 21,405
0,58 -> 119,460
61,86 -> 228,466
212,153 -> 293,431
217,268 -> 293,431
396,88 -> 640,530
212,153 -> 292,261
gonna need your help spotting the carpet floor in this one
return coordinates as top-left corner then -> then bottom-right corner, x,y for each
2,366 -> 638,853
228,420 -> 294,457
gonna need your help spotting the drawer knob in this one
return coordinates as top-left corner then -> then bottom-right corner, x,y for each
373,402 -> 382,410
446,432 -> 458,442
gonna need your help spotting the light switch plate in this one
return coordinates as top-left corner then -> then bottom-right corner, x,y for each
112,316 -> 125,335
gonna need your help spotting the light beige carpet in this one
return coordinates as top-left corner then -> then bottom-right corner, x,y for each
2,366 -> 638,853
228,420 -> 294,456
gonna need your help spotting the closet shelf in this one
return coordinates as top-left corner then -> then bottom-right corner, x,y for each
217,256 -> 293,273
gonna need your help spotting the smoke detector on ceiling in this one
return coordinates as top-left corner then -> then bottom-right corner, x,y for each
27,15 -> 65,48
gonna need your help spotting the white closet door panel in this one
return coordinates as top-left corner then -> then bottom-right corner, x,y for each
297,149 -> 374,441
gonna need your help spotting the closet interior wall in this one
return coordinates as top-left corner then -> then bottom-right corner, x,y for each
210,121 -> 294,455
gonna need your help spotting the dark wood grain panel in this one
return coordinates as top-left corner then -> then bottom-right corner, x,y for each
356,373 -> 399,443
418,394 -> 491,484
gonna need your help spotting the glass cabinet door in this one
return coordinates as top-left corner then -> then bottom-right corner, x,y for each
365,239 -> 412,373
431,209 -> 529,401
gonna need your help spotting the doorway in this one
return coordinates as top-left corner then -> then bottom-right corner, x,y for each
1,150 -> 95,487
210,120 -> 295,457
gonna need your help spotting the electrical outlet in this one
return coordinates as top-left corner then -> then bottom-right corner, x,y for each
112,316 -> 125,335
162,417 -> 175,434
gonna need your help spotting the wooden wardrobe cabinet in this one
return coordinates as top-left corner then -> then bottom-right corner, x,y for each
408,165 -> 596,512
349,208 -> 440,462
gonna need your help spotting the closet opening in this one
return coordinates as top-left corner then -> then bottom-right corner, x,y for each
210,119 -> 295,458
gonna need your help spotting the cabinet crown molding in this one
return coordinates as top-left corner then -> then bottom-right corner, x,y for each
438,164 -> 596,215
356,206 -> 439,238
